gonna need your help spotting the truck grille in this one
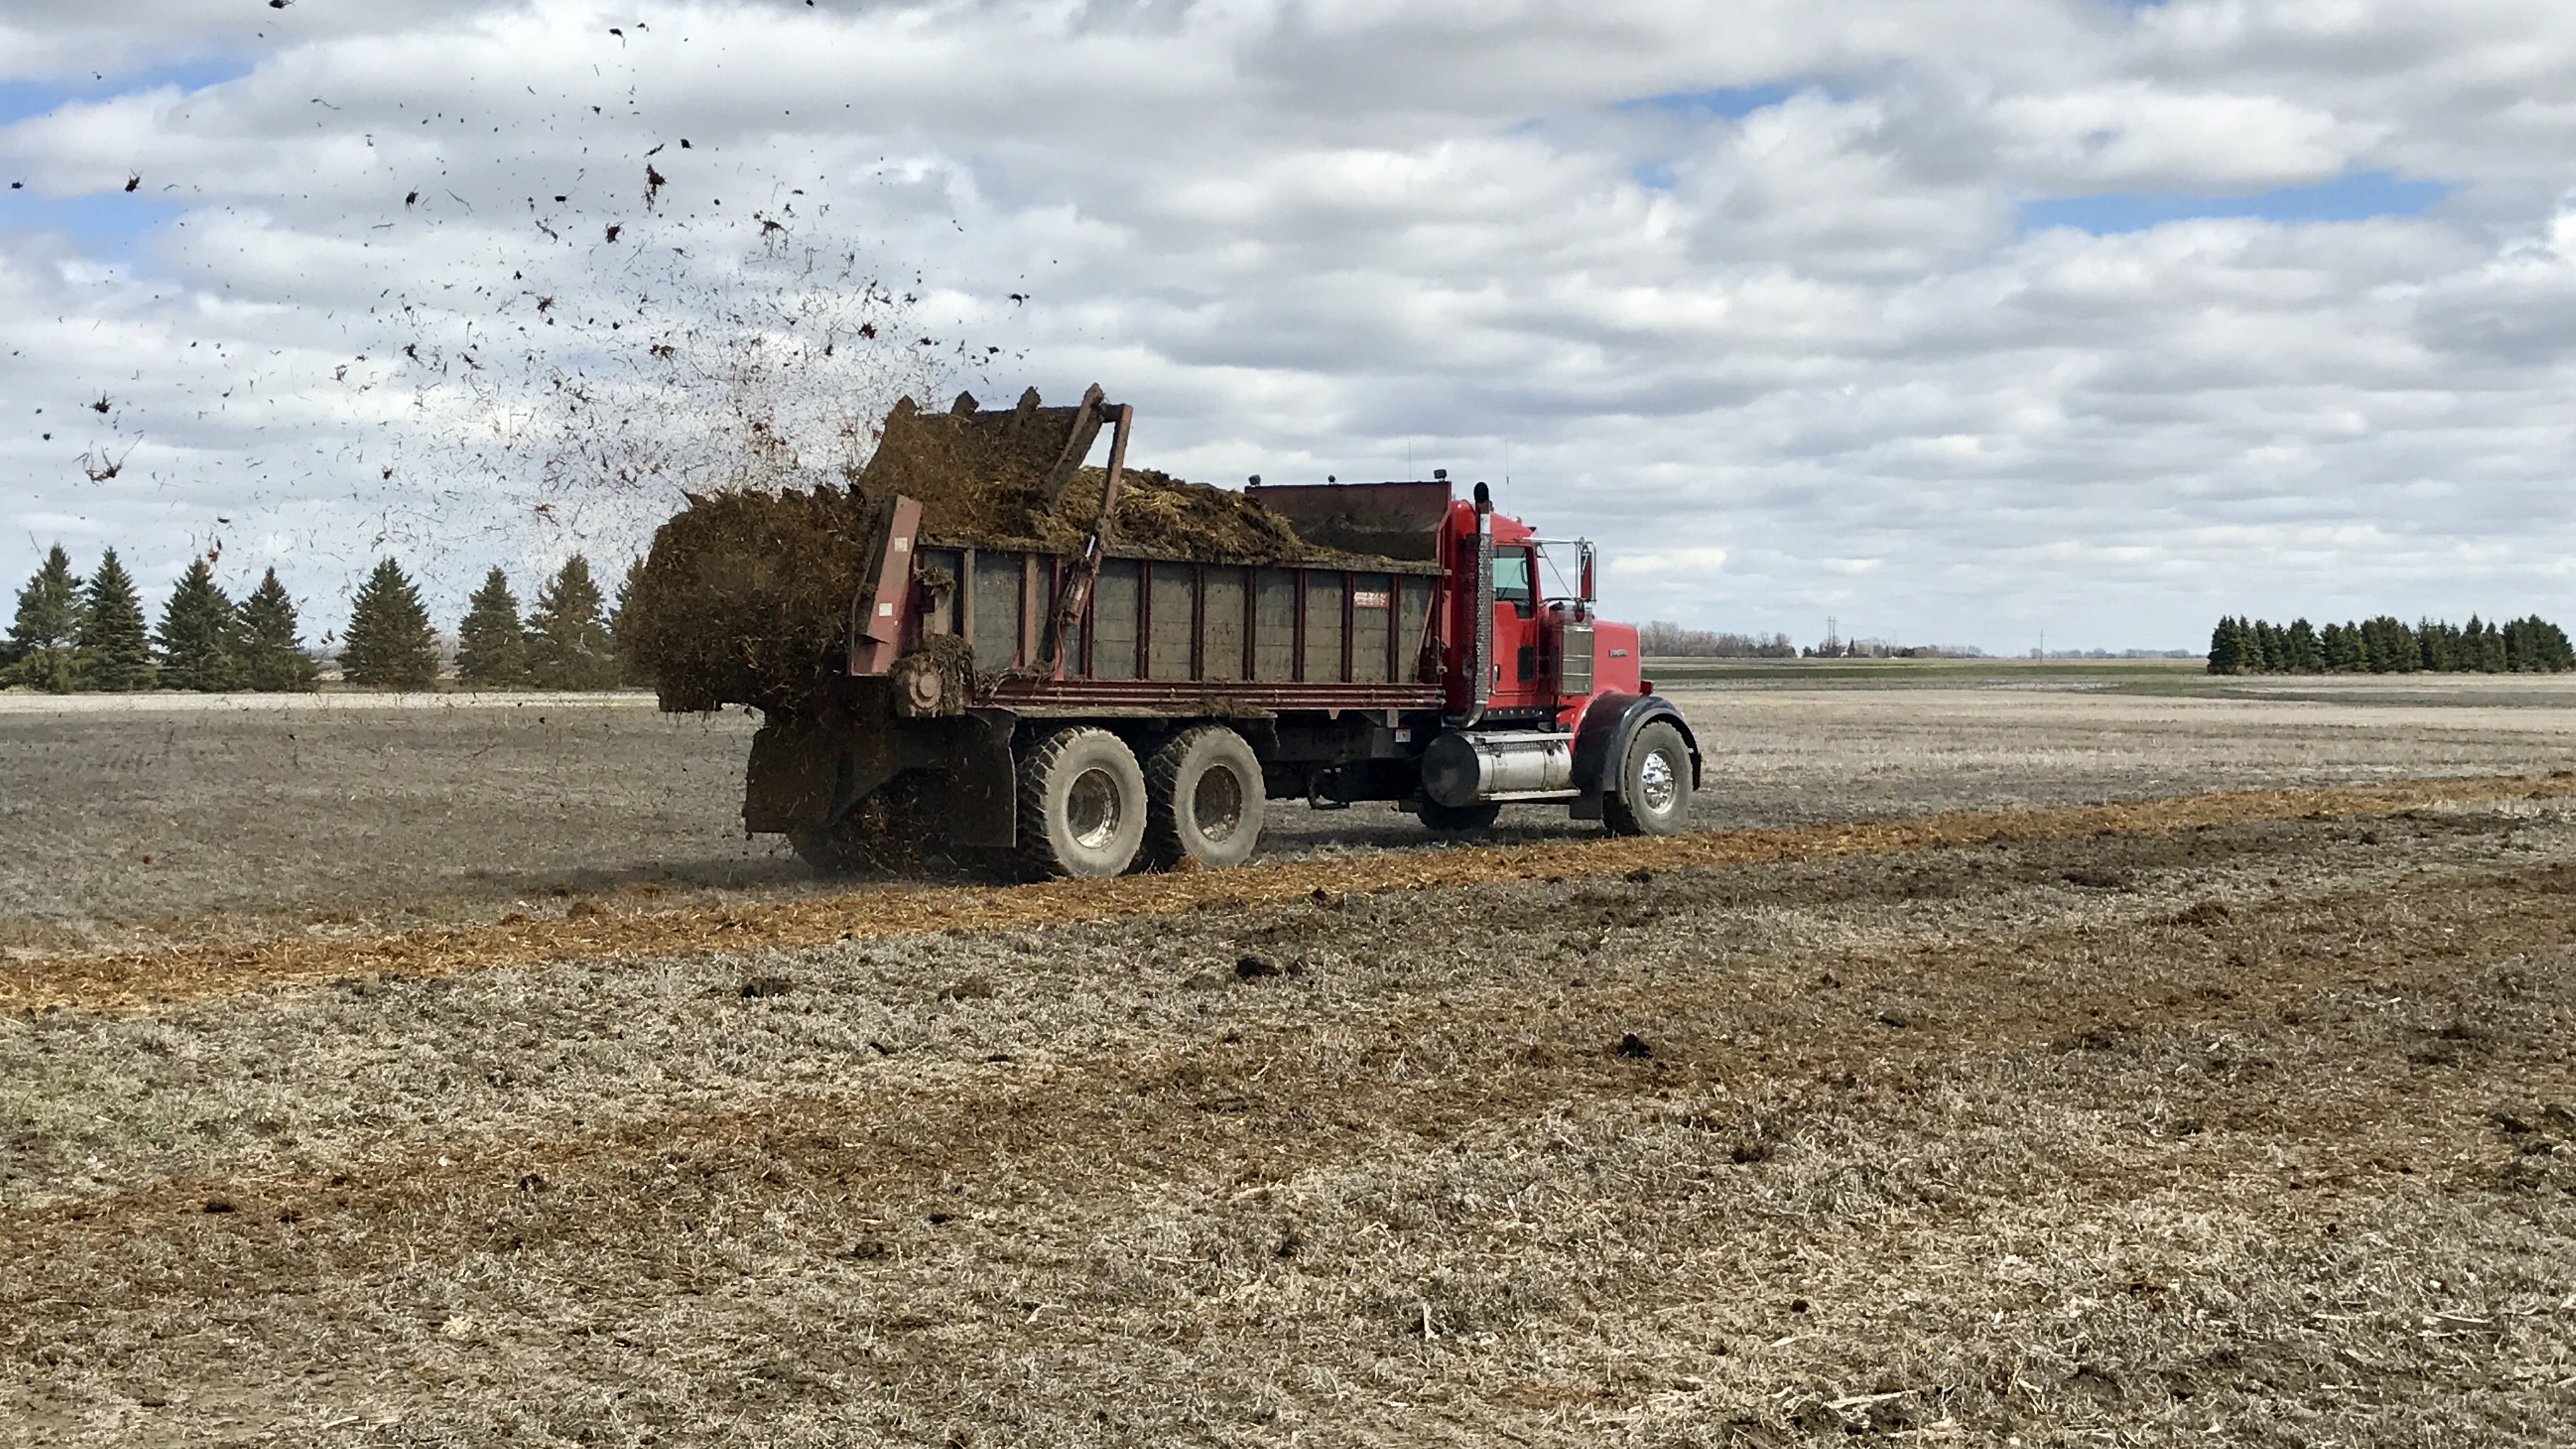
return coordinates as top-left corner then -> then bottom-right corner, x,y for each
1556,623 -> 1595,695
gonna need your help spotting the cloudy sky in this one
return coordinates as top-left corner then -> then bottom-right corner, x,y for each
6,0 -> 2574,652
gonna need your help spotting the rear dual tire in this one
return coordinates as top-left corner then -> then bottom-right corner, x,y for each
1014,724 -> 1269,879
1145,726 -> 1265,870
1016,728 -> 1150,879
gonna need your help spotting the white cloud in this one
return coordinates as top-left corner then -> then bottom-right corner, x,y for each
3,0 -> 2576,650
1994,84 -> 2369,192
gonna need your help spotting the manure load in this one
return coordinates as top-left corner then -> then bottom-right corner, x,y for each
619,386 -> 1356,714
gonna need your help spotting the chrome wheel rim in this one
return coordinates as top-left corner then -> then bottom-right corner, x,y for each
1067,767 -> 1122,851
1638,748 -> 1679,814
1192,764 -> 1245,844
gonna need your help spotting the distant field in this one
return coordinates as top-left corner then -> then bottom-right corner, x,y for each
1641,653 -> 2576,698
1640,655 -> 2206,684
0,692 -> 771,953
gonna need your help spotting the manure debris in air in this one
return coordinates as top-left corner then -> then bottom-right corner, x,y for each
620,385 -> 1369,716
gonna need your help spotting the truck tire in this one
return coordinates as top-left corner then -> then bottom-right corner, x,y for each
1144,726 -> 1266,870
1415,799 -> 1502,834
1604,719 -> 1690,836
1016,728 -> 1148,879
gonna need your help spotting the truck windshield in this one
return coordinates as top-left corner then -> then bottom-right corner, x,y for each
1493,549 -> 1535,613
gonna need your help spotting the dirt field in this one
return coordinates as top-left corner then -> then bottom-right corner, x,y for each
5,663 -> 2572,952
4,667 -> 2574,1445
0,692 -> 770,955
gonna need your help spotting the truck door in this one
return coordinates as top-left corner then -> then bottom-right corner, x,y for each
1489,544 -> 1548,709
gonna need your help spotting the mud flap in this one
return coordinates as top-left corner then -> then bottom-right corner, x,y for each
744,694 -> 906,835
745,716 -> 846,833
941,708 -> 1020,848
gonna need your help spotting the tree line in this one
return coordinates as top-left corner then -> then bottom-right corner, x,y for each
452,557 -> 629,691
3,546 -> 640,693
2208,614 -> 2576,675
1,546 -> 318,692
1639,621 -> 1798,658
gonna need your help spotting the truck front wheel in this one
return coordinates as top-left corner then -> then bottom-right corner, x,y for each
1604,720 -> 1690,836
1145,726 -> 1266,870
1016,728 -> 1148,879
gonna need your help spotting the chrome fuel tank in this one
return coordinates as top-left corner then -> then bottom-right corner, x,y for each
1420,730 -> 1579,807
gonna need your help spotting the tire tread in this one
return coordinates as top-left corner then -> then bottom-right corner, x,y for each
1014,728 -> 1083,878
1604,719 -> 1689,836
1144,725 -> 1263,869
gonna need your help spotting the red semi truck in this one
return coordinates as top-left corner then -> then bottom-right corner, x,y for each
740,403 -> 1701,877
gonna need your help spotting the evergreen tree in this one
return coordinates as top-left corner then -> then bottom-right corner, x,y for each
2482,618 -> 2516,672
78,548 -> 155,692
154,557 -> 247,692
525,553 -> 619,689
2396,618 -> 2419,671
2360,616 -> 2414,673
341,557 -> 441,689
456,567 -> 531,688
3,545 -> 86,692
2462,616 -> 2504,673
2251,619 -> 2285,674
2207,616 -> 2244,675
2416,619 -> 2460,673
238,568 -> 319,692
2321,621 -> 2364,672
2284,618 -> 2322,674
2503,617 -> 2534,672
609,556 -> 653,687
2505,615 -> 2576,672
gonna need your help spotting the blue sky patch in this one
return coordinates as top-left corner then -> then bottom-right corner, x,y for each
0,189 -> 186,260
2021,170 -> 2448,234
1619,84 -> 1799,121
1633,160 -> 1679,192
1,58 -> 247,253
0,57 -> 252,128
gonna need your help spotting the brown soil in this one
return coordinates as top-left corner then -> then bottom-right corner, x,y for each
6,680 -> 2570,963
3,790 -> 2572,1444
10,770 -> 2572,1016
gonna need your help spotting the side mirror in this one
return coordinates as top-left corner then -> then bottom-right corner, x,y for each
1580,543 -> 1597,606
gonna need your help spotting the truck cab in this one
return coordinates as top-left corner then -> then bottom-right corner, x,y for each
1438,496 -> 1645,726
1249,475 -> 1692,838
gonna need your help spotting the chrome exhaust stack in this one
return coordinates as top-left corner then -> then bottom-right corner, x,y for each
1458,480 -> 1494,729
